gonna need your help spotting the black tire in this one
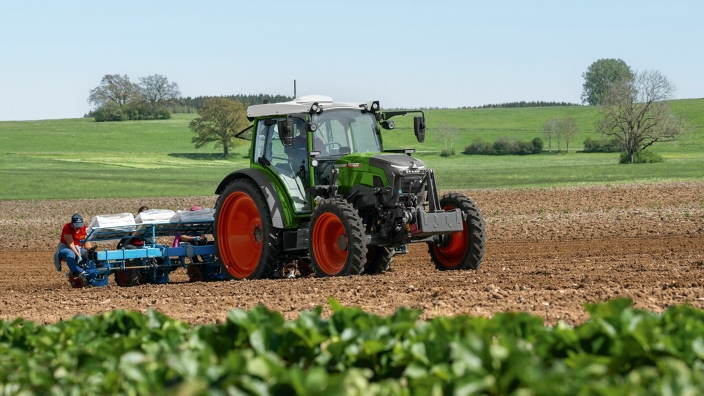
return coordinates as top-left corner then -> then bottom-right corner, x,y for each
309,198 -> 367,277
428,193 -> 486,270
114,260 -> 142,287
114,244 -> 143,287
214,178 -> 282,280
363,246 -> 393,275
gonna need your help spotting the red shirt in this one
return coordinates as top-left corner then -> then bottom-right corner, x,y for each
60,223 -> 87,247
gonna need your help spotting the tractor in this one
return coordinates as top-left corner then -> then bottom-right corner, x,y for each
213,95 -> 486,279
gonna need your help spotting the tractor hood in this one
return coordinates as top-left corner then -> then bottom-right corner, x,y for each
369,153 -> 426,175
369,154 -> 426,194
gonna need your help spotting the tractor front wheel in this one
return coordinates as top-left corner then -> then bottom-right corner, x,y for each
309,199 -> 367,277
428,193 -> 486,270
214,178 -> 281,280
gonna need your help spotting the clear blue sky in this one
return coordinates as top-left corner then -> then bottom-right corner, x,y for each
1,0 -> 701,121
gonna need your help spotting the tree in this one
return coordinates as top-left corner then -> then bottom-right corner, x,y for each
596,70 -> 686,163
88,74 -> 140,108
189,98 -> 248,158
435,123 -> 460,155
543,119 -> 559,152
557,117 -> 579,152
139,74 -> 181,110
581,59 -> 634,105
544,118 -> 579,152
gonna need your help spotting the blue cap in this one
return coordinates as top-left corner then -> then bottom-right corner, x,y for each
71,213 -> 84,228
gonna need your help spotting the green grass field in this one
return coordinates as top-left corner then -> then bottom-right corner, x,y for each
1,100 -> 702,200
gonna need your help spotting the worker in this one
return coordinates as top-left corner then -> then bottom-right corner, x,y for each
176,205 -> 212,281
119,205 -> 150,249
54,213 -> 93,278
177,206 -> 210,247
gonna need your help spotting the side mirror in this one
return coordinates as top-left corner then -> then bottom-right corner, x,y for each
413,116 -> 426,143
278,119 -> 293,146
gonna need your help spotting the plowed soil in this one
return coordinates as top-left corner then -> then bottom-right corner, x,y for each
1,181 -> 703,326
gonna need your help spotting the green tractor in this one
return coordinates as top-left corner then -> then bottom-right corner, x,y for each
213,95 -> 486,279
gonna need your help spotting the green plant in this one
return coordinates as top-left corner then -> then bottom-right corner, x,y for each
619,150 -> 664,164
2,299 -> 704,394
439,148 -> 456,157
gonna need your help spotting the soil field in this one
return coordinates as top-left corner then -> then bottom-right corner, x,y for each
1,181 -> 703,326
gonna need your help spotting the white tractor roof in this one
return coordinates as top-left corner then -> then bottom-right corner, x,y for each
247,95 -> 373,119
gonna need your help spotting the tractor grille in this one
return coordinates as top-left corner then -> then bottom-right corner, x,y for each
400,176 -> 424,194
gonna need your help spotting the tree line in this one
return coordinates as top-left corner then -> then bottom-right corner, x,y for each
469,101 -> 580,109
180,94 -> 293,111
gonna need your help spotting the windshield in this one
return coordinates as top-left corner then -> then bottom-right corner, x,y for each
312,109 -> 381,156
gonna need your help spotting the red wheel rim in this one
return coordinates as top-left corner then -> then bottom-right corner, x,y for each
218,191 -> 263,279
431,204 -> 468,267
312,212 -> 347,275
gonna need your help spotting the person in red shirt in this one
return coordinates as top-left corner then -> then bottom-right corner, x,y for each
53,213 -> 93,278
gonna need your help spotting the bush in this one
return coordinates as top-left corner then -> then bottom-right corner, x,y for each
464,136 -> 544,156
464,138 -> 494,155
583,137 -> 601,152
440,148 -> 456,157
91,103 -> 126,122
619,150 -> 664,164
515,141 -> 534,155
493,137 -> 517,155
583,137 -> 623,153
91,102 -> 172,122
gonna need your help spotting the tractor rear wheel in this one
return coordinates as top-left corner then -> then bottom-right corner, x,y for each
309,198 -> 367,277
363,246 -> 393,275
428,193 -> 486,270
214,178 -> 281,280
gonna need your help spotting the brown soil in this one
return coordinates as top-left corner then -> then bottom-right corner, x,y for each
1,181 -> 703,326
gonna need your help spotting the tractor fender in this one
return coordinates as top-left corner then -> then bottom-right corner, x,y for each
215,169 -> 285,229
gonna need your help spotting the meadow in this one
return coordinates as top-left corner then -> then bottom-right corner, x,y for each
1,99 -> 702,200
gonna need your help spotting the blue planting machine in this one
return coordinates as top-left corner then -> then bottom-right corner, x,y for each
69,220 -> 226,288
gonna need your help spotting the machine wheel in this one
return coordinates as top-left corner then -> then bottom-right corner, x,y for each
68,272 -> 86,288
187,265 -> 203,282
309,198 -> 367,277
214,178 -> 281,280
428,193 -> 486,270
363,246 -> 393,275
114,259 -> 142,287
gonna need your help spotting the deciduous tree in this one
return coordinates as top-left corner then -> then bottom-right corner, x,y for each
596,70 -> 686,163
88,74 -> 140,108
543,119 -> 559,152
557,117 -> 579,152
189,98 -> 248,158
435,123 -> 460,155
581,59 -> 634,105
139,74 -> 181,110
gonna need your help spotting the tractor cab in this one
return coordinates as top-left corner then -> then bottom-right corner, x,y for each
247,95 -> 425,213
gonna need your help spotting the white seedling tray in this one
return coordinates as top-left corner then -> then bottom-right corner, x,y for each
135,209 -> 177,224
87,212 -> 137,244
176,208 -> 215,222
